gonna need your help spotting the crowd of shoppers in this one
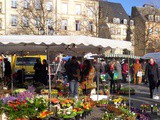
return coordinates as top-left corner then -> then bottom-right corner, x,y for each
34,59 -> 48,85
2,55 -> 160,100
62,56 -> 160,99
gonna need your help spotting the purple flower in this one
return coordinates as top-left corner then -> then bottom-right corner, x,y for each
1,96 -> 17,104
28,86 -> 35,93
17,91 -> 34,101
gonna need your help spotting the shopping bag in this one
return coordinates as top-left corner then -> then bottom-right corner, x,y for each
153,88 -> 159,100
86,82 -> 97,89
105,73 -> 111,80
113,71 -> 119,80
137,71 -> 142,77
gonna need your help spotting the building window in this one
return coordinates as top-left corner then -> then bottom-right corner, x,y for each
130,20 -> 134,26
35,0 -> 41,10
155,15 -> 160,22
117,28 -> 121,35
123,19 -> 127,24
75,20 -> 80,31
62,3 -> 68,14
113,18 -> 120,24
155,28 -> 159,35
123,29 -> 127,36
11,0 -> 18,8
148,15 -> 154,21
24,0 -> 29,9
46,2 -> 52,11
88,7 -> 93,17
88,21 -> 93,32
75,4 -> 81,15
0,2 -> 2,13
61,20 -> 67,30
47,18 -> 53,27
23,16 -> 29,27
35,18 -> 40,27
11,15 -> 18,26
149,28 -> 153,35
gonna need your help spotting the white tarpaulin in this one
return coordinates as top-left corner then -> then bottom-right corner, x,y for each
0,35 -> 132,55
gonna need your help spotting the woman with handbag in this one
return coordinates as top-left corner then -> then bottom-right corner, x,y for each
133,59 -> 142,84
81,60 -> 95,96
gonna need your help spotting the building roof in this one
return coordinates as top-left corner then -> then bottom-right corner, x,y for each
100,1 -> 129,23
132,4 -> 160,21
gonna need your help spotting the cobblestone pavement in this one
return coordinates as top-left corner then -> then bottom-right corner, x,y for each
85,83 -> 160,120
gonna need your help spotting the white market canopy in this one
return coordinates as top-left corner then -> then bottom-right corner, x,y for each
0,35 -> 132,55
142,52 -> 160,60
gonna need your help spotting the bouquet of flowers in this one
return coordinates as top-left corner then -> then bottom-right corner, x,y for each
1,86 -> 48,120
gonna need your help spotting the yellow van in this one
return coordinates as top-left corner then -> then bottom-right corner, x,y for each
12,55 -> 47,77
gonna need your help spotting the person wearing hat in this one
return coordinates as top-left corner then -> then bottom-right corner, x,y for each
132,59 -> 142,84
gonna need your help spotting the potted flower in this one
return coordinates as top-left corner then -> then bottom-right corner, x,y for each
104,89 -> 109,95
38,110 -> 53,119
101,112 -> 114,120
99,90 -> 104,95
1,86 -> 48,120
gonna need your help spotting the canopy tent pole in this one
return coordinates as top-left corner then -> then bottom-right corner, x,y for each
97,48 -> 102,101
47,46 -> 52,111
128,52 -> 131,109
97,57 -> 100,101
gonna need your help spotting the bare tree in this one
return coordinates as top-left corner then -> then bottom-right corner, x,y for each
10,0 -> 60,35
77,0 -> 110,37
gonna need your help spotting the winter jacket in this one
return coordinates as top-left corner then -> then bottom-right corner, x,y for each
145,63 -> 159,82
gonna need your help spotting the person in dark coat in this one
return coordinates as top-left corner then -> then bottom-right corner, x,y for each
67,56 -> 80,98
33,59 -> 42,83
41,59 -> 48,85
145,58 -> 159,98
4,58 -> 12,86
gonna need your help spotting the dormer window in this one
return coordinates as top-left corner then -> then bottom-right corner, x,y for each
130,20 -> 134,26
148,15 -> 154,21
113,18 -> 120,24
123,19 -> 127,24
155,15 -> 160,22
117,18 -> 120,23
